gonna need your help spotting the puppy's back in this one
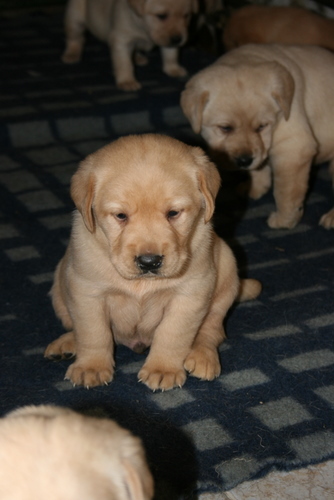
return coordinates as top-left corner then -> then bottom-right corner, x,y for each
223,6 -> 334,51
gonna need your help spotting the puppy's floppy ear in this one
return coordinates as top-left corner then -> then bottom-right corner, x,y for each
120,458 -> 154,500
191,147 -> 221,222
70,158 -> 96,233
128,0 -> 146,16
269,62 -> 295,121
116,433 -> 154,500
181,87 -> 209,134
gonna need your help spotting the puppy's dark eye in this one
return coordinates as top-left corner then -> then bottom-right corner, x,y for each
156,13 -> 168,20
167,210 -> 180,220
219,125 -> 234,134
115,213 -> 127,222
256,124 -> 267,133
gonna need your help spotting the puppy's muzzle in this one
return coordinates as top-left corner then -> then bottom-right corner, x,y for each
234,155 -> 254,169
135,254 -> 163,274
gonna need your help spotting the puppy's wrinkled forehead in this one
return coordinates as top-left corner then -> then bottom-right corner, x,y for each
93,135 -> 199,202
203,66 -> 279,124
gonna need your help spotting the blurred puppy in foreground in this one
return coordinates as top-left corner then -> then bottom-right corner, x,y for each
45,134 -> 261,391
223,5 -> 334,51
62,0 -> 198,90
0,405 -> 153,500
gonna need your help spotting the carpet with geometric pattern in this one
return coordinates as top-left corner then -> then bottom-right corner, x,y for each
0,9 -> 334,499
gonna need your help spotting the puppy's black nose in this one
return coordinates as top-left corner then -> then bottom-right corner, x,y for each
170,35 -> 182,46
235,155 -> 254,168
136,254 -> 163,273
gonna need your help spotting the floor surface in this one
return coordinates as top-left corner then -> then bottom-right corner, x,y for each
201,460 -> 334,499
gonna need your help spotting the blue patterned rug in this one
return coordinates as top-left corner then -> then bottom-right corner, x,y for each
0,9 -> 334,499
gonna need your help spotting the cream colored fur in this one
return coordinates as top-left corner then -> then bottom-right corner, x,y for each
62,0 -> 197,90
0,405 -> 153,500
45,134 -> 261,391
181,44 -> 334,229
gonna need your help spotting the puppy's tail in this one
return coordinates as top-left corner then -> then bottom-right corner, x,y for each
237,279 -> 262,302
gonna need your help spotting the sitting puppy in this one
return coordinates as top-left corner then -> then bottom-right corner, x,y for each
181,44 -> 334,229
0,405 -> 153,500
62,0 -> 197,90
45,134 -> 261,391
223,5 -> 334,51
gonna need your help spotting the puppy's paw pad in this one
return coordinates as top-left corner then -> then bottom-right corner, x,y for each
184,349 -> 221,381
138,367 -> 186,391
118,80 -> 142,91
319,209 -> 334,229
44,332 -> 76,360
65,363 -> 113,388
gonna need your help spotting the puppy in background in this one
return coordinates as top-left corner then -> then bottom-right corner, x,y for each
223,5 -> 334,51
0,405 -> 153,500
44,134 -> 261,391
181,44 -> 334,229
62,0 -> 197,90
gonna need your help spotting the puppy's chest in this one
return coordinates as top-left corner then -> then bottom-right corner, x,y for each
107,290 -> 168,349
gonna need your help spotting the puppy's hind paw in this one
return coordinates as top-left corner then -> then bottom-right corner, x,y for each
44,331 -> 76,360
319,208 -> 334,229
134,51 -> 148,66
117,79 -> 142,92
164,64 -> 188,79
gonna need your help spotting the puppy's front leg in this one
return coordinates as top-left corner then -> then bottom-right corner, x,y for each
61,0 -> 86,64
268,153 -> 313,229
161,47 -> 187,78
64,296 -> 115,388
110,38 -> 141,91
184,275 -> 238,381
138,297 -> 207,391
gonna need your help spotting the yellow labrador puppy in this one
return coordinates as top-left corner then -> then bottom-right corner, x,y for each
44,134 -> 261,391
0,405 -> 153,500
62,0 -> 197,91
181,44 -> 334,229
223,6 -> 334,51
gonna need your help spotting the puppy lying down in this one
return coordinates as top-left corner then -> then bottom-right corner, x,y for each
62,0 -> 197,91
223,5 -> 334,51
0,405 -> 153,500
181,44 -> 334,229
45,134 -> 261,391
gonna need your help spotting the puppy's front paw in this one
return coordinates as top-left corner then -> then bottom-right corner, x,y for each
164,64 -> 188,78
117,79 -> 142,91
184,347 -> 221,381
138,363 -> 187,391
65,360 -> 114,388
267,209 -> 302,229
319,208 -> 334,229
44,332 -> 76,360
